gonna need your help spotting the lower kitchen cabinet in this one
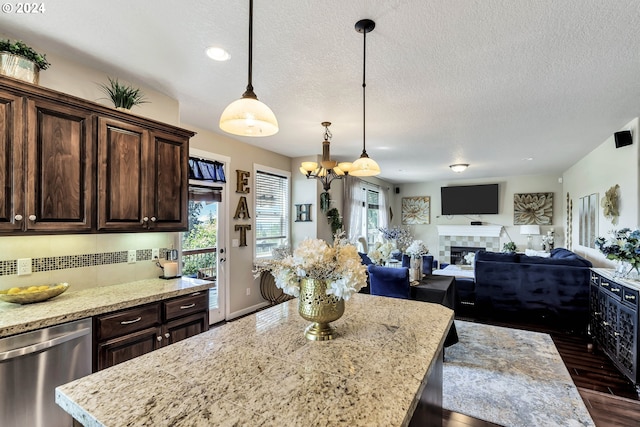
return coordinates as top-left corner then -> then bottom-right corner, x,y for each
589,270 -> 639,384
94,290 -> 209,371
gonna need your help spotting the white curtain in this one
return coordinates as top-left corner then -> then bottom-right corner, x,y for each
343,176 -> 364,243
378,186 -> 390,230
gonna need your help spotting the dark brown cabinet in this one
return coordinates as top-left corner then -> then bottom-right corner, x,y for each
0,75 -> 194,235
94,291 -> 208,371
97,118 -> 188,231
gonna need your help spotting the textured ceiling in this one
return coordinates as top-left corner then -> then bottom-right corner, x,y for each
2,0 -> 639,184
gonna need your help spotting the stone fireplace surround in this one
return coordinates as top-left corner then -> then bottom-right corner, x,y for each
438,225 -> 502,265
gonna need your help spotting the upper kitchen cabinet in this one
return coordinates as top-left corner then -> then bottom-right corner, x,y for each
97,119 -> 189,231
0,86 -> 93,232
0,76 -> 195,235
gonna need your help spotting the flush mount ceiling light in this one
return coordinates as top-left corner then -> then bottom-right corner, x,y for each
449,163 -> 469,173
349,19 -> 381,177
219,0 -> 278,137
206,46 -> 231,61
299,122 -> 351,192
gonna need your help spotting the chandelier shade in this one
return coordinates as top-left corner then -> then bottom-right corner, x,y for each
219,0 -> 278,137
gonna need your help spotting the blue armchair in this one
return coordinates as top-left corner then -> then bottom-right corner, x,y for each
401,254 -> 435,276
367,264 -> 410,299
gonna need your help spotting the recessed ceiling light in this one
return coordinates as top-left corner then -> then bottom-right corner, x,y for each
206,46 -> 230,61
522,157 -> 534,161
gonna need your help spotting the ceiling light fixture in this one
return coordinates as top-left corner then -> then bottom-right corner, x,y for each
299,122 -> 351,192
449,163 -> 469,173
349,19 -> 380,177
219,0 -> 278,137
206,46 -> 231,61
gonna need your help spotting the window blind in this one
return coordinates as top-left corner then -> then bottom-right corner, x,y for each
255,170 -> 289,258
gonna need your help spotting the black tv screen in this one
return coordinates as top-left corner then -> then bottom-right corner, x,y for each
441,184 -> 499,215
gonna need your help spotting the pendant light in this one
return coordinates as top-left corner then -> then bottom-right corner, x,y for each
219,0 -> 278,137
349,19 -> 381,177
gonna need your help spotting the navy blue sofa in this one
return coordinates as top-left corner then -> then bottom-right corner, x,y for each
474,248 -> 592,329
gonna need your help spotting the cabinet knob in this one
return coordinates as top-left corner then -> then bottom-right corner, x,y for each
142,217 -> 149,223
602,321 -> 609,326
157,336 -> 162,342
14,214 -> 23,221
150,217 -> 157,222
164,333 -> 170,339
28,214 -> 37,221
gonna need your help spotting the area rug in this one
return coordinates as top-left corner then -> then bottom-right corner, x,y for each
442,321 -> 595,426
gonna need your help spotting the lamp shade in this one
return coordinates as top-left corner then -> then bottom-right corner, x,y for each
350,154 -> 381,177
219,97 -> 279,137
520,225 -> 540,235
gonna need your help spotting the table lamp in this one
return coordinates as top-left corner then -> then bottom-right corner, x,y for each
520,225 -> 540,249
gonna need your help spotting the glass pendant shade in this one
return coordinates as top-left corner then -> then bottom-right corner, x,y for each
349,153 -> 381,177
219,97 -> 279,137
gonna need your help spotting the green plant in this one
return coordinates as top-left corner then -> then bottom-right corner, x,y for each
0,39 -> 50,70
502,241 -> 516,253
326,208 -> 343,235
99,77 -> 148,109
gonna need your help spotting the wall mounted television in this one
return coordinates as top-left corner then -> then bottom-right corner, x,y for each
441,183 -> 499,215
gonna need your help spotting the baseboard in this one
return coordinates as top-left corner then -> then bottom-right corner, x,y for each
227,301 -> 271,321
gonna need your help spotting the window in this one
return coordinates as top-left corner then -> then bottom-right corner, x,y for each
365,187 -> 380,247
255,167 -> 290,259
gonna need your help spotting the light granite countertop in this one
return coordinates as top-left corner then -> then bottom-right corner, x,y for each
56,294 -> 454,427
0,277 -> 213,338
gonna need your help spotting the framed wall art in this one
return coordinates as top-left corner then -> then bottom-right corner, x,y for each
579,193 -> 598,248
401,196 -> 430,225
513,193 -> 553,225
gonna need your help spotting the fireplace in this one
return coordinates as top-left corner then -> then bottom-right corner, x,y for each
437,225 -> 503,266
450,246 -> 486,265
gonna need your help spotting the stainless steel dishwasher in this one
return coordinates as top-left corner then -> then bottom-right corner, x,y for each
0,318 -> 92,427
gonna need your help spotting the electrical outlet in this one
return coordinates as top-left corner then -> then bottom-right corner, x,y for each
151,248 -> 160,260
128,250 -> 137,264
246,288 -> 251,296
17,258 -> 32,276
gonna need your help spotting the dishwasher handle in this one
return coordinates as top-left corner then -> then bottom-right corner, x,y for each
0,327 -> 91,362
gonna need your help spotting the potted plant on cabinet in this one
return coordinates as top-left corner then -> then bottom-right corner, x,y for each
99,77 -> 148,111
0,39 -> 51,84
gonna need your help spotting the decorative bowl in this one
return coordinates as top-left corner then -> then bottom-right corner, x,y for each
0,283 -> 69,304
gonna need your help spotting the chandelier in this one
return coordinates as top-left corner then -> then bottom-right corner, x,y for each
299,122 -> 352,192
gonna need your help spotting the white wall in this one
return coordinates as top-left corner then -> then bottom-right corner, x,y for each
394,174 -> 564,263
563,117 -> 639,267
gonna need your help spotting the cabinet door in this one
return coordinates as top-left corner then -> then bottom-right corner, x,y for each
148,131 -> 188,231
163,312 -> 208,346
0,90 -> 24,232
25,98 -> 94,231
617,303 -> 638,382
96,326 -> 162,371
97,117 -> 150,230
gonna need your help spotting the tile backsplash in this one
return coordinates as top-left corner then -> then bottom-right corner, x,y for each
0,233 -> 179,290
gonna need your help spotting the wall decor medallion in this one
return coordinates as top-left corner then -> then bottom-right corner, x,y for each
601,184 -> 620,225
401,196 -> 430,225
513,193 -> 553,225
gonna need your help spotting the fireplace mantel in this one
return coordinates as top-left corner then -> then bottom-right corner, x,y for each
437,225 -> 503,238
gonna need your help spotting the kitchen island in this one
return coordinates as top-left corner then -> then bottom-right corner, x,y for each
56,294 -> 454,426
0,277 -> 212,338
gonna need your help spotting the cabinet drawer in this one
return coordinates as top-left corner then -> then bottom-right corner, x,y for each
622,287 -> 639,309
600,279 -> 622,300
163,292 -> 208,321
96,303 -> 161,341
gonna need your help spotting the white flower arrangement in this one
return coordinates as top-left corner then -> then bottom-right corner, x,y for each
367,241 -> 395,265
405,240 -> 429,258
541,229 -> 555,247
464,252 -> 476,265
253,234 -> 367,300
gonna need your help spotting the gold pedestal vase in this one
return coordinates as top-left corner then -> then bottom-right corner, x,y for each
298,278 -> 344,341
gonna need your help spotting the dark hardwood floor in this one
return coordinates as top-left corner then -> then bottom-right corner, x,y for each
444,314 -> 640,427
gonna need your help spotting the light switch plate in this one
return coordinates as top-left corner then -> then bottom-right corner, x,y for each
151,248 -> 160,260
17,258 -> 32,276
128,250 -> 136,264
